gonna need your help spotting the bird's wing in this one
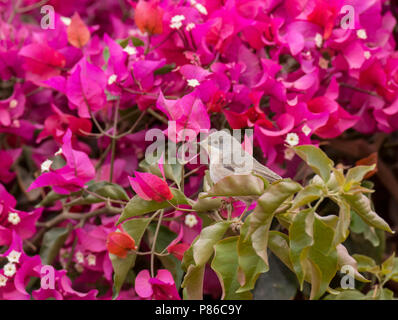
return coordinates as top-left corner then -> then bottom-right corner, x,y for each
252,158 -> 282,182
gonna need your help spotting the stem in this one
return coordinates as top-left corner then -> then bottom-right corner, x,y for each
150,210 -> 164,278
109,98 -> 120,182
340,83 -> 379,97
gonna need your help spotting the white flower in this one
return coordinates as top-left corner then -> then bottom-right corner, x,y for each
285,133 -> 299,146
75,251 -> 84,264
186,23 -> 196,32
170,15 -> 185,29
123,45 -> 137,55
357,29 -> 367,40
301,125 -> 311,136
187,79 -> 200,87
60,16 -> 71,26
108,74 -> 118,85
9,99 -> 18,109
314,33 -> 323,48
364,51 -> 371,59
87,254 -> 96,266
54,148 -> 63,156
284,148 -> 295,161
195,3 -> 208,15
8,212 -> 20,225
7,250 -> 21,264
3,263 -> 16,277
0,275 -> 7,287
41,159 -> 53,173
185,214 -> 198,228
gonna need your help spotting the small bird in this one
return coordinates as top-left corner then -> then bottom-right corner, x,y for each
199,131 -> 282,185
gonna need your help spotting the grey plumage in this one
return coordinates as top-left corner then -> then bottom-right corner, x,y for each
200,131 -> 282,184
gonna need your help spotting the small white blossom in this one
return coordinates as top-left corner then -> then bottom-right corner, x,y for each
285,133 -> 299,146
60,16 -> 71,26
8,212 -> 20,225
41,159 -> 53,173
185,214 -> 198,228
9,99 -> 18,109
186,23 -> 196,32
0,275 -> 7,287
7,251 -> 21,264
170,15 -> 185,29
364,51 -> 371,59
301,125 -> 311,136
75,251 -> 84,264
314,33 -> 323,48
284,148 -> 295,161
357,29 -> 367,40
54,148 -> 63,156
123,45 -> 137,55
195,3 -> 208,15
108,74 -> 118,85
187,79 -> 200,87
87,254 -> 96,266
3,263 -> 16,277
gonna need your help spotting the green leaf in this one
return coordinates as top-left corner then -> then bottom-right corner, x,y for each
69,181 -> 129,205
90,181 -> 129,201
343,193 -> 393,233
294,145 -> 334,182
253,253 -> 298,300
154,63 -> 176,75
333,199 -> 351,245
365,288 -> 395,300
236,216 -> 268,293
289,208 -> 314,288
118,188 -> 189,223
350,210 -> 380,246
181,264 -> 205,300
324,289 -> 365,300
193,221 -> 231,266
291,184 -> 324,210
202,174 -> 265,198
268,231 -> 294,270
40,226 -> 72,265
249,180 -> 301,265
345,165 -> 376,187
336,244 -> 369,282
211,237 -> 252,300
111,218 -> 151,298
39,190 -> 79,207
306,217 -> 338,300
353,254 -> 379,273
192,195 -> 222,212
118,36 -> 144,47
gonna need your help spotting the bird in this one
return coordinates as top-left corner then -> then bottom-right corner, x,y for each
199,130 -> 282,185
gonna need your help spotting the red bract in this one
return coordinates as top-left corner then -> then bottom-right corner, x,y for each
106,231 -> 137,258
67,12 -> 91,48
134,0 -> 164,35
36,104 -> 92,143
19,43 -> 66,83
128,171 -> 173,202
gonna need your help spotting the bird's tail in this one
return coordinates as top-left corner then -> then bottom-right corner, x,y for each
253,161 -> 282,182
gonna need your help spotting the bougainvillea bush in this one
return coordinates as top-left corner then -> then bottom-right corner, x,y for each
1,0 -> 398,300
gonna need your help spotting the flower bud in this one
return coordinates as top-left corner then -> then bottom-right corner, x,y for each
106,231 -> 137,258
